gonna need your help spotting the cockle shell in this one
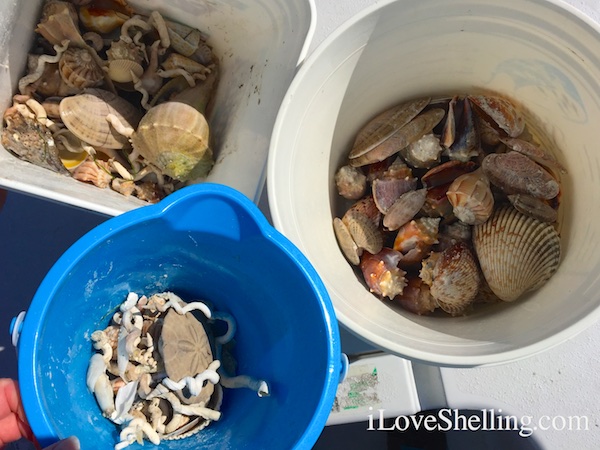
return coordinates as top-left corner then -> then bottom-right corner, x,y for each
340,197 -> 383,256
473,206 -> 561,302
106,39 -> 145,64
108,59 -> 144,83
131,102 -> 213,181
333,217 -> 361,265
482,151 -> 560,200
59,47 -> 104,89
420,242 -> 481,315
446,169 -> 494,225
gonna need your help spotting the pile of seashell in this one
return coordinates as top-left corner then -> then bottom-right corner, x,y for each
333,93 -> 565,316
87,291 -> 269,449
1,0 -> 219,202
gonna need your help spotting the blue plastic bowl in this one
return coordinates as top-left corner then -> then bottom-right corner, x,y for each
16,183 -> 343,449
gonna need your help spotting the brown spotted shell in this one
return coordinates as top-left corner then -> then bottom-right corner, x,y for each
473,206 -> 561,302
131,102 -> 213,181
59,47 -> 104,89
421,242 -> 481,315
60,88 -> 142,149
158,309 -> 214,405
446,169 -> 494,225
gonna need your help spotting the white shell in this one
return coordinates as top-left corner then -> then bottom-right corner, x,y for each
473,206 -> 561,302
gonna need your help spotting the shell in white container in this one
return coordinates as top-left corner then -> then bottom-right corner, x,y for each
473,206 -> 561,302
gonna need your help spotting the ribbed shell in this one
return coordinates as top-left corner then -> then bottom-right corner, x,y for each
473,206 -> 561,302
342,208 -> 383,255
107,59 -> 143,83
427,242 -> 480,315
59,47 -> 104,89
131,102 -> 212,181
60,88 -> 142,149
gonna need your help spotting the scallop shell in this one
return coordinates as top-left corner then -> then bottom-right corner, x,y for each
59,47 -> 104,89
108,59 -> 144,83
473,206 -> 561,302
131,102 -> 212,181
60,88 -> 142,149
421,242 -> 480,315
446,169 -> 494,225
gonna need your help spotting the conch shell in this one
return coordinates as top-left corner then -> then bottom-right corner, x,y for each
36,1 -> 85,47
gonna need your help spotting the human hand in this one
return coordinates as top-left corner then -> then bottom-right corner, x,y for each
0,379 -> 80,450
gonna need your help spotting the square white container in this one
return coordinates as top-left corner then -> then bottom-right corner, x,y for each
0,0 -> 315,215
268,0 -> 600,366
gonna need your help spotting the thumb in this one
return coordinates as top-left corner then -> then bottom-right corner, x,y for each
42,436 -> 80,450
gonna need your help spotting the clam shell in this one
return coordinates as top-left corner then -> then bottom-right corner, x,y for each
473,206 -> 561,302
59,47 -> 104,89
60,88 -> 142,149
423,242 -> 481,315
131,102 -> 212,181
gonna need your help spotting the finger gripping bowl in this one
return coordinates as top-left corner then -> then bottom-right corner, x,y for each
17,183 -> 343,449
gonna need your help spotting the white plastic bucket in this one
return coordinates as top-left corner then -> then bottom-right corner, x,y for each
0,0 -> 315,215
268,0 -> 600,366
